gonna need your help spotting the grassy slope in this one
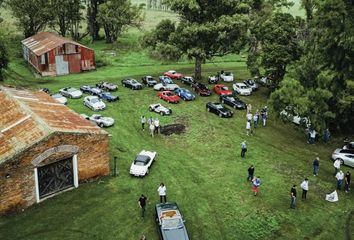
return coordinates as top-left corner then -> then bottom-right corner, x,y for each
1,3 -> 353,240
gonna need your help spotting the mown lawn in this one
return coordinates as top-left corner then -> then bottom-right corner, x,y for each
1,3 -> 353,240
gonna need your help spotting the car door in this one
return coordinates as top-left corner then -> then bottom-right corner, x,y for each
345,155 -> 354,167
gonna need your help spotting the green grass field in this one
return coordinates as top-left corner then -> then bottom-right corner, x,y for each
0,2 -> 353,240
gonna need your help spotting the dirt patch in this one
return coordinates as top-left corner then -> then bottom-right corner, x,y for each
160,123 -> 186,136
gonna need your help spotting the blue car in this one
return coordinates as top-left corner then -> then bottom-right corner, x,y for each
159,76 -> 174,85
98,92 -> 119,102
174,88 -> 196,101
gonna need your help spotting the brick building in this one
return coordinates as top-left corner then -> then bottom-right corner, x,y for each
22,32 -> 96,76
0,86 -> 109,215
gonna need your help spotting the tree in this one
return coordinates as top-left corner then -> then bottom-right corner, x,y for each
86,0 -> 105,41
247,11 -> 301,88
97,0 -> 144,43
5,0 -> 52,38
143,0 -> 249,79
0,40 -> 8,81
300,0 -> 316,22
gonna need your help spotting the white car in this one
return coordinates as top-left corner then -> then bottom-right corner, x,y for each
220,72 -> 234,82
129,150 -> 157,177
51,93 -> 67,104
232,83 -> 252,96
149,103 -> 172,116
83,96 -> 106,111
154,83 -> 180,91
59,87 -> 82,99
280,106 -> 311,127
81,114 -> 114,127
90,87 -> 103,95
332,148 -> 354,167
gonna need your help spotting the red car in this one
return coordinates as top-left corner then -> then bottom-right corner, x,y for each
157,91 -> 181,103
164,70 -> 184,80
213,84 -> 233,95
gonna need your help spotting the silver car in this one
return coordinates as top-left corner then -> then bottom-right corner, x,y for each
332,149 -> 354,167
83,96 -> 106,111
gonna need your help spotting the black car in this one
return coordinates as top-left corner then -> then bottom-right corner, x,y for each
219,94 -> 246,109
155,202 -> 189,240
181,76 -> 197,87
121,79 -> 143,90
142,76 -> 158,87
206,102 -> 233,118
194,83 -> 212,96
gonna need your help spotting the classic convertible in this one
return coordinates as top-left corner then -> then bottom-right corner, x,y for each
213,84 -> 233,95
59,87 -> 82,99
149,103 -> 172,116
96,81 -> 118,91
194,83 -> 212,96
206,102 -> 233,118
83,96 -> 106,111
122,79 -> 143,90
164,70 -> 183,80
81,114 -> 114,127
174,88 -> 196,101
129,150 -> 157,177
157,91 -> 181,103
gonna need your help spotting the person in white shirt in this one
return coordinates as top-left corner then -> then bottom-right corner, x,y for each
157,183 -> 167,203
246,120 -> 251,136
336,170 -> 345,190
149,123 -> 155,137
333,159 -> 341,175
154,118 -> 160,134
300,178 -> 309,199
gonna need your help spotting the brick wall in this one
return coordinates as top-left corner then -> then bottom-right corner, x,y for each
0,132 -> 109,215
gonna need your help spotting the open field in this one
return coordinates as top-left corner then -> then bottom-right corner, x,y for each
0,2 -> 353,240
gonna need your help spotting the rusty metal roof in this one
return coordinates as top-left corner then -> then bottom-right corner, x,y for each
21,32 -> 92,56
0,86 -> 106,164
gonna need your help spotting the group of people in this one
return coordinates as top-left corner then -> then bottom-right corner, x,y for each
289,178 -> 309,209
333,158 -> 351,192
140,116 -> 160,137
245,104 -> 268,136
306,128 -> 331,144
138,183 -> 167,219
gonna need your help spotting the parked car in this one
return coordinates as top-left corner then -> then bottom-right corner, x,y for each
243,79 -> 259,91
219,94 -> 246,109
343,142 -> 354,150
181,76 -> 197,87
232,83 -> 252,96
96,81 -> 118,91
142,76 -> 158,87
280,106 -> 310,127
206,102 -> 233,118
40,88 -> 50,94
174,88 -> 196,101
220,71 -> 234,82
157,91 -> 181,103
83,96 -> 106,111
213,84 -> 233,95
154,83 -> 180,91
208,75 -> 219,84
59,87 -> 82,99
194,83 -> 212,96
155,202 -> 189,240
121,79 -> 143,90
149,103 -> 172,116
80,85 -> 93,94
81,114 -> 114,127
98,92 -> 119,102
164,70 -> 183,80
129,150 -> 157,177
332,148 -> 354,167
159,76 -> 173,85
51,93 -> 67,105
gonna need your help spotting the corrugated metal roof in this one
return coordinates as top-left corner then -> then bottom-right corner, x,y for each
21,32 -> 92,56
0,86 -> 106,165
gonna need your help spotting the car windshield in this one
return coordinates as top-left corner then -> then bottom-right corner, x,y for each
91,98 -> 100,103
131,80 -> 138,84
134,160 -> 147,166
104,92 -> 111,96
93,115 -> 101,119
164,79 -> 173,84
215,104 -> 223,109
221,86 -> 229,90
162,217 -> 183,229
52,94 -> 62,98
166,92 -> 173,96
239,85 -> 247,89
199,84 -> 207,89
225,72 -> 231,76
68,88 -> 77,92
227,97 -> 235,101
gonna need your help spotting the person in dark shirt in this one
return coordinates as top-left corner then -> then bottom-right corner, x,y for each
138,194 -> 147,218
313,157 -> 320,176
247,165 -> 255,182
345,171 -> 351,193
290,185 -> 297,209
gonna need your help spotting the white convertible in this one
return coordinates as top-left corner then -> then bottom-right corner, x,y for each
129,150 -> 157,177
81,114 -> 114,127
83,96 -> 106,111
220,71 -> 234,82
232,83 -> 252,96
59,87 -> 82,99
51,93 -> 67,104
154,83 -> 180,91
149,103 -> 172,116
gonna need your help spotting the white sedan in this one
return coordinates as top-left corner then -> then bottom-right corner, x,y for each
220,72 -> 234,82
332,149 -> 354,167
51,93 -> 67,104
83,96 -> 106,111
232,83 -> 252,96
129,150 -> 157,177
59,87 -> 82,99
154,83 -> 180,91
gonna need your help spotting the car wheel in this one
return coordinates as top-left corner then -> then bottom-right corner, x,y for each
167,100 -> 170,103
219,113 -> 223,117
69,95 -> 72,99
233,105 -> 237,109
207,107 -> 210,112
159,88 -> 164,91
337,158 -> 344,165
160,111 -> 164,116
149,107 -> 153,112
123,83 -> 126,87
99,123 -> 104,128
221,100 -> 224,103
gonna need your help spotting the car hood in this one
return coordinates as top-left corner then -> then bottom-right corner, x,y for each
71,91 -> 82,97
91,102 -> 106,108
161,227 -> 189,240
100,117 -> 114,124
157,106 -> 170,112
53,97 -> 67,104
130,164 -> 147,174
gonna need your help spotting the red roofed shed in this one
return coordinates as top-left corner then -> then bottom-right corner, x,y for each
21,32 -> 96,76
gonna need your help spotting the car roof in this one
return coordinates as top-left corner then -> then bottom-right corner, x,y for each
135,154 -> 150,163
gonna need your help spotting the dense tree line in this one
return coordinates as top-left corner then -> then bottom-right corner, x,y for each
0,0 -> 8,81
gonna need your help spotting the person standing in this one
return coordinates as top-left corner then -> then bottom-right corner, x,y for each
313,157 -> 320,176
252,176 -> 261,196
290,185 -> 297,209
345,171 -> 351,193
247,165 -> 255,182
138,194 -> 147,218
247,103 -> 252,113
309,129 -> 316,144
157,183 -> 167,203
261,109 -> 267,127
246,120 -> 251,136
149,122 -> 155,137
141,116 -> 146,130
333,159 -> 341,175
241,141 -> 247,158
246,111 -> 253,122
154,118 -> 160,134
323,128 -> 331,143
300,178 -> 309,199
253,114 -> 258,128
335,170 -> 345,190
